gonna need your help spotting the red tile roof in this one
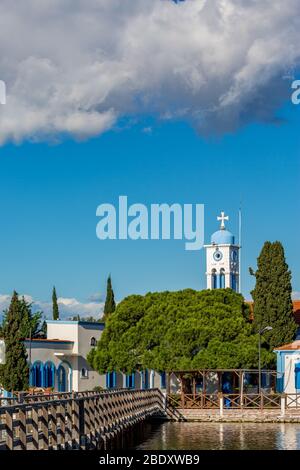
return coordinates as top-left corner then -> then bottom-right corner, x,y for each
274,340 -> 300,351
246,300 -> 300,324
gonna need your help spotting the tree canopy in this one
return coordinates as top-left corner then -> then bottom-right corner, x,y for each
0,292 -> 29,391
250,241 -> 297,349
88,288 -> 275,374
103,275 -> 116,321
0,295 -> 44,339
52,286 -> 59,321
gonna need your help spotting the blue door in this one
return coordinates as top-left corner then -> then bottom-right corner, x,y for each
295,363 -> 300,392
57,365 -> 66,392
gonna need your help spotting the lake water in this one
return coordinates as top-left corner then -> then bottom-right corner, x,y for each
135,422 -> 300,450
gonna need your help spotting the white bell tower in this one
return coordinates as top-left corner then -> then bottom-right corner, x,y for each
204,211 -> 240,292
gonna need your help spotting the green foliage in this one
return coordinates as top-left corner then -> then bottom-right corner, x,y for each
103,275 -> 116,321
0,296 -> 44,339
0,292 -> 29,391
52,286 -> 59,321
88,288 -> 275,374
250,241 -> 297,349
70,315 -> 81,321
69,315 -> 102,322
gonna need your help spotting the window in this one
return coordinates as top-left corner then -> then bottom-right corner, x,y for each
295,363 -> 300,391
141,370 -> 149,389
220,268 -> 225,289
126,373 -> 135,389
80,368 -> 88,379
90,337 -> 97,347
106,371 -> 116,388
212,269 -> 217,289
160,372 -> 166,389
44,362 -> 55,388
231,273 -> 237,292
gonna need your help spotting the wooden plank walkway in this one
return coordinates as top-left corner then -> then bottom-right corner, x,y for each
0,389 -> 166,450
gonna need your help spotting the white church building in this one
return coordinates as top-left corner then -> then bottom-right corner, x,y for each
204,211 -> 240,292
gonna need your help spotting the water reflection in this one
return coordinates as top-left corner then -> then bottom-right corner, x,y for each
136,422 -> 300,450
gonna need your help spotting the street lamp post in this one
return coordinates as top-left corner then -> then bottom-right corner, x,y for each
258,326 -> 273,393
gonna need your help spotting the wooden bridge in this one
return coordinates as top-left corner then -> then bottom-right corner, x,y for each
0,389 -> 166,450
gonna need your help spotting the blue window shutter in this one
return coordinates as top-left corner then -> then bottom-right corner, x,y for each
41,363 -> 45,387
132,373 -> 135,389
144,370 -> 148,389
113,371 -> 116,388
106,372 -> 109,388
160,372 -> 166,389
295,363 -> 300,391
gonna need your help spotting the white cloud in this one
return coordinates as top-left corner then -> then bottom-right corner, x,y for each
0,293 -> 104,321
292,292 -> 300,301
0,0 -> 299,144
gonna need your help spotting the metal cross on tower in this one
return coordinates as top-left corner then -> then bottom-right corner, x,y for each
217,211 -> 229,230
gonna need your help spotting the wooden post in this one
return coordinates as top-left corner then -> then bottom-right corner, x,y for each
166,372 -> 171,395
32,406 -> 39,450
5,409 -> 13,450
72,397 -> 80,449
19,406 -> 27,450
65,400 -> 72,449
41,405 -> 49,450
180,375 -> 184,408
58,402 -> 65,449
50,403 -> 57,450
219,393 -> 224,417
240,371 -> 244,408
280,394 -> 286,417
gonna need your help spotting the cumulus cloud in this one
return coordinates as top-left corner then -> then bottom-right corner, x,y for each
0,0 -> 299,144
292,292 -> 300,301
0,293 -> 104,321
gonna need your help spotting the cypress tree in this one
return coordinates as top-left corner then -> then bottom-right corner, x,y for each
250,241 -> 297,349
52,286 -> 59,321
103,275 -> 116,321
0,291 -> 29,392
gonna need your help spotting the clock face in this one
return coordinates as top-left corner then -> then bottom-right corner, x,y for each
231,250 -> 238,262
213,250 -> 223,262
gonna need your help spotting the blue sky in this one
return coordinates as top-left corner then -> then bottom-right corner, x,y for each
0,0 -> 299,318
0,100 -> 299,313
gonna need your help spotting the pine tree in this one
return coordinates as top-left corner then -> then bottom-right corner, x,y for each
103,275 -> 116,321
250,241 -> 297,349
0,291 -> 29,391
52,286 -> 59,321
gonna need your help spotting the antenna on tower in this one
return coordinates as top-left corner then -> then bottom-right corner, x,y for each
238,204 -> 242,294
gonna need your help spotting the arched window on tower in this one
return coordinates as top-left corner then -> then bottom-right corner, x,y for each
220,268 -> 225,289
231,274 -> 238,292
212,269 -> 217,289
90,337 -> 97,347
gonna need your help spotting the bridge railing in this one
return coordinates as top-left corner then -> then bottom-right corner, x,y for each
0,389 -> 165,450
167,392 -> 299,409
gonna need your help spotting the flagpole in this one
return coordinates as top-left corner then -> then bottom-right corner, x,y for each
238,206 -> 242,294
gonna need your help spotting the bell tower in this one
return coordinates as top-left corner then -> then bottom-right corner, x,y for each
204,211 -> 240,292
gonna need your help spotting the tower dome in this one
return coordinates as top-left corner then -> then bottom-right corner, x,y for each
211,229 -> 235,245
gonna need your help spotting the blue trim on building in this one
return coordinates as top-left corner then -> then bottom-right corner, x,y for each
126,373 -> 135,389
46,320 -> 105,329
44,361 -> 55,388
106,371 -> 116,389
160,372 -> 166,389
57,364 -> 66,392
295,363 -> 300,392
24,339 -> 74,344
